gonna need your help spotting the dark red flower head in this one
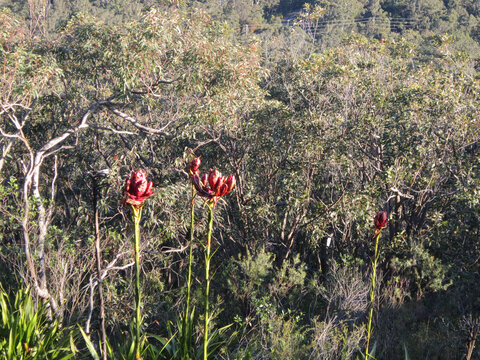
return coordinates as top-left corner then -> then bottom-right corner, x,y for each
191,168 -> 235,205
374,211 -> 388,230
123,169 -> 154,207
189,157 -> 201,174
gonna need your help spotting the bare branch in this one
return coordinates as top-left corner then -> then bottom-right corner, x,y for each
18,101 -> 103,318
51,155 -> 58,202
388,187 -> 414,201
108,107 -> 174,139
192,135 -> 221,153
100,262 -> 135,279
85,257 -> 135,333
0,128 -> 23,139
37,103 -> 99,155
85,275 -> 97,334
90,124 -> 138,136
160,244 -> 188,254
0,138 -> 14,174
0,103 -> 32,113
130,77 -> 177,95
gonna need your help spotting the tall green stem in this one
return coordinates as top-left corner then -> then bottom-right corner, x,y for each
203,203 -> 214,360
92,176 -> 107,360
365,230 -> 381,359
187,186 -> 195,317
133,206 -> 143,360
182,185 -> 196,359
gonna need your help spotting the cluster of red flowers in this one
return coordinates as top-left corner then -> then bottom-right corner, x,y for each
189,157 -> 235,205
123,162 -> 382,236
122,157 -> 235,209
123,169 -> 154,208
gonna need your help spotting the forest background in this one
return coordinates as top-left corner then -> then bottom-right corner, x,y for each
0,0 -> 480,358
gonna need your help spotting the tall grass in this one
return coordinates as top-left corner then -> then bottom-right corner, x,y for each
0,284 -> 76,359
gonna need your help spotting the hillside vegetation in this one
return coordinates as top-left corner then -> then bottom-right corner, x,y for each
0,1 -> 479,359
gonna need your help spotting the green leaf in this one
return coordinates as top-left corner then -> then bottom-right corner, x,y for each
7,329 -> 14,360
78,326 -> 100,360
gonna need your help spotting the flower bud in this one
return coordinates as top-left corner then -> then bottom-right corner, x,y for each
189,157 -> 201,174
374,211 -> 388,230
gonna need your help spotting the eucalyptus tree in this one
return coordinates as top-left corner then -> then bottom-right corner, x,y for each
0,6 -> 268,325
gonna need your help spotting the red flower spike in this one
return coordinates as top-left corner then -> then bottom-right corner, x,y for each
374,211 -> 388,230
187,154 -> 235,205
190,157 -> 201,174
192,171 -> 236,205
123,169 -> 154,208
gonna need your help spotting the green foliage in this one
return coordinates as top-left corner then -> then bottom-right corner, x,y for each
151,312 -> 233,360
79,322 -> 156,360
0,284 -> 76,359
390,240 -> 451,299
221,250 -> 309,358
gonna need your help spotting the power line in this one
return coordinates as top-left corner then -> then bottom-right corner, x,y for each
283,15 -> 417,27
242,15 -> 417,36
281,15 -> 418,35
